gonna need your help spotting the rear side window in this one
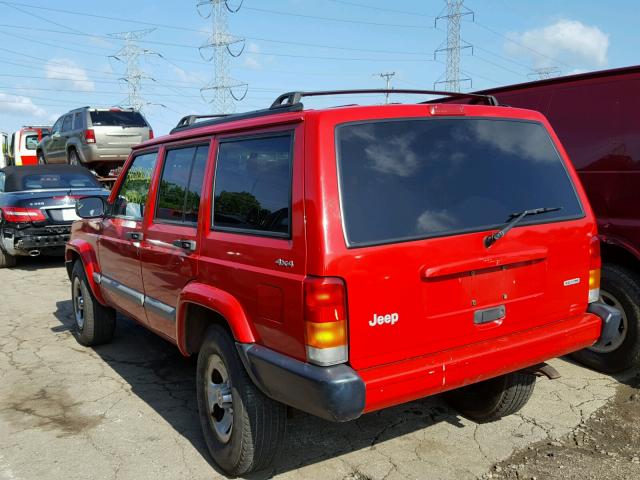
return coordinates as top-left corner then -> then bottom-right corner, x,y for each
73,112 -> 83,129
112,152 -> 158,220
24,134 -> 38,150
213,134 -> 292,236
90,111 -> 147,127
156,145 -> 209,224
336,118 -> 584,247
62,115 -> 73,132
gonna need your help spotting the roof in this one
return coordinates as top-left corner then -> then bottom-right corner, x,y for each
476,65 -> 640,95
1,165 -> 99,192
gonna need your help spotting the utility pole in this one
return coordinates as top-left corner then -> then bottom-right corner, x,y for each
374,72 -> 396,104
434,0 -> 474,92
108,28 -> 159,112
197,0 -> 247,113
528,67 -> 561,80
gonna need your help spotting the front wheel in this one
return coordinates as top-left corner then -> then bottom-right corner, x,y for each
446,372 -> 536,423
68,149 -> 82,167
71,261 -> 115,345
572,264 -> 640,373
196,325 -> 286,476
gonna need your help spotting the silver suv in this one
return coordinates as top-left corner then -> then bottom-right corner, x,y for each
37,107 -> 153,176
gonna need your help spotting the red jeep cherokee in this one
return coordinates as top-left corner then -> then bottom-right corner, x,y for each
66,90 -> 620,476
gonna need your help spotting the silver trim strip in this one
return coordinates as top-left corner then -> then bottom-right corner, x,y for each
100,275 -> 145,306
92,272 -> 102,284
144,296 -> 176,322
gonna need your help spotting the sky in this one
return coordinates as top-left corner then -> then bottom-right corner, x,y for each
0,0 -> 637,136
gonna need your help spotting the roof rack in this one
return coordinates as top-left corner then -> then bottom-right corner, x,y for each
170,89 -> 499,134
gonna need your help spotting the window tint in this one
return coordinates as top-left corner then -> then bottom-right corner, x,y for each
156,145 -> 209,224
337,118 -> 584,247
24,135 -> 38,150
213,134 -> 292,236
62,116 -> 73,132
90,111 -> 147,127
112,152 -> 158,220
73,112 -> 83,129
19,173 -> 101,190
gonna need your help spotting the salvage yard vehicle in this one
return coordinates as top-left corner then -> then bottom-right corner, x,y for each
8,125 -> 51,166
1,131 -> 9,168
473,66 -> 640,373
66,89 -> 621,476
0,165 -> 108,267
37,106 -> 153,176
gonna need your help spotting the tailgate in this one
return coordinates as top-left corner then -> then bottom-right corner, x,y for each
333,116 -> 591,370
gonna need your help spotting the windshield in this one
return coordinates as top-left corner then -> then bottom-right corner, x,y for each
16,173 -> 101,191
90,110 -> 148,127
336,118 -> 584,247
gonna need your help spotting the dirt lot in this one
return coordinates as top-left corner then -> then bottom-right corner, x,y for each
1,257 -> 638,480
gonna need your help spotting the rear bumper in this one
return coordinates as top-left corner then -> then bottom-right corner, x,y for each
236,343 -> 366,422
359,312 -> 602,413
79,144 -> 130,164
588,301 -> 622,349
2,225 -> 70,255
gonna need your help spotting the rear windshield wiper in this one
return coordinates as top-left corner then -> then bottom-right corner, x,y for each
484,207 -> 561,248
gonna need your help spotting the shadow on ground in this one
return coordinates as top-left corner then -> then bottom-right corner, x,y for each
10,255 -> 66,272
53,299 -> 464,479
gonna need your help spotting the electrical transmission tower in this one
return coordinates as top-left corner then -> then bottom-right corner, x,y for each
434,0 -> 474,92
108,29 -> 159,112
528,67 -> 561,80
373,72 -> 396,104
197,0 -> 247,113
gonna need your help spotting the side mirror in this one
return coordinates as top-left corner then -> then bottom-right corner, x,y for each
52,132 -> 61,139
76,196 -> 106,219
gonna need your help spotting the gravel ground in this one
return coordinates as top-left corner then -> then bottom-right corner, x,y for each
0,256 -> 638,480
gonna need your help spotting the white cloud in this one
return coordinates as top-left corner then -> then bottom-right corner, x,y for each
87,36 -> 113,49
0,93 -> 47,118
45,58 -> 95,92
416,210 -> 457,233
506,20 -> 609,68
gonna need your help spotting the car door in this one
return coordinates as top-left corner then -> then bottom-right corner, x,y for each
45,117 -> 65,163
97,150 -> 159,321
140,141 -> 211,339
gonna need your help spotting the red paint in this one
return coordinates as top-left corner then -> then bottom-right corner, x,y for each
69,100 -> 602,412
66,237 -> 106,305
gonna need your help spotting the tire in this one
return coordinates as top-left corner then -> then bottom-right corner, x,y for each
0,248 -> 17,268
571,264 -> 640,373
37,151 -> 46,165
68,149 -> 82,167
196,325 -> 286,476
446,372 -> 536,423
71,260 -> 115,346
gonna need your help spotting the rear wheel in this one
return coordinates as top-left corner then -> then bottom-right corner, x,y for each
446,372 -> 536,423
572,264 -> 640,373
196,325 -> 286,476
71,261 -> 115,346
68,149 -> 82,167
0,248 -> 17,268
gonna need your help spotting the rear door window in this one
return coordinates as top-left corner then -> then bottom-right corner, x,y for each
213,133 -> 293,236
155,145 -> 209,224
24,134 -> 38,150
90,111 -> 147,127
61,115 -> 73,132
112,152 -> 158,220
336,118 -> 584,247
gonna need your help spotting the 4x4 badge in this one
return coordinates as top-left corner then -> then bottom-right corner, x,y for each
275,258 -> 294,268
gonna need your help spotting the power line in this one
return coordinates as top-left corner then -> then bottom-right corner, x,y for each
373,72 -> 396,104
322,0 -> 433,17
434,0 -> 473,92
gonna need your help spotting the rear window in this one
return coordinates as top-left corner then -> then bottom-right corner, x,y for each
336,118 -> 583,247
24,134 -> 39,150
18,173 -> 101,191
90,110 -> 147,127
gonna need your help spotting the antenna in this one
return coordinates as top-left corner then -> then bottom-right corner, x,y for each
373,72 -> 396,104
434,0 -> 474,92
197,0 -> 247,113
108,28 -> 160,112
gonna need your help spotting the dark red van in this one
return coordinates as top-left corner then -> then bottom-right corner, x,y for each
475,67 -> 640,373
66,89 -> 619,475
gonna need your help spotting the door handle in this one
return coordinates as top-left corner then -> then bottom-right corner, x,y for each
126,231 -> 143,241
172,239 -> 196,251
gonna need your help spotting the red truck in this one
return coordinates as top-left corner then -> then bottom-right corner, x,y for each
66,89 -> 619,475
474,67 -> 640,373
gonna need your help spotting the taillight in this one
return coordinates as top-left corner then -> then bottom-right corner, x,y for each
0,207 -> 46,223
588,235 -> 601,303
84,129 -> 96,143
303,276 -> 348,366
148,129 -> 154,140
